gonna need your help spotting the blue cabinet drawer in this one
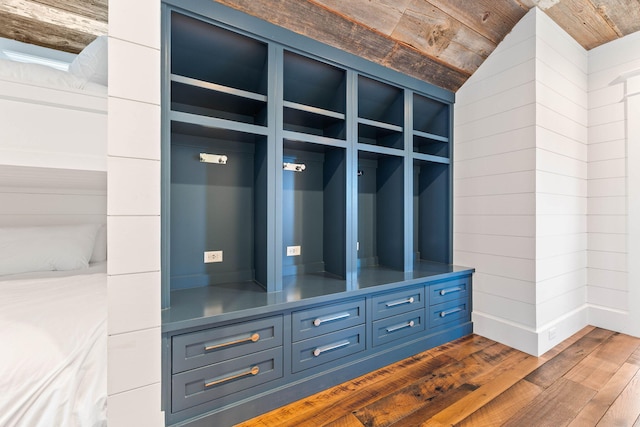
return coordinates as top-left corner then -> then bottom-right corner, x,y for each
292,299 -> 365,342
428,298 -> 470,330
171,347 -> 283,413
291,324 -> 366,373
372,308 -> 425,347
371,287 -> 424,320
429,277 -> 469,306
172,316 -> 283,373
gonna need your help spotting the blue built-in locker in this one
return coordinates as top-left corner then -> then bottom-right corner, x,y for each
161,1 -> 472,426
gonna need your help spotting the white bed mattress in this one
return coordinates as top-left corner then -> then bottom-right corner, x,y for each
0,263 -> 107,427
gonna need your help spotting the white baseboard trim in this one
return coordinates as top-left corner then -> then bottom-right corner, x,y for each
473,305 -> 589,356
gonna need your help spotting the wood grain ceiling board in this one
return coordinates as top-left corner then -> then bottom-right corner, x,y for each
589,0 -> 640,36
0,0 -> 106,53
32,0 -> 108,23
310,0 -> 413,36
2,0 -> 640,91
390,3 -> 493,75
542,0 -> 620,49
216,0 -> 468,91
424,0 -> 529,45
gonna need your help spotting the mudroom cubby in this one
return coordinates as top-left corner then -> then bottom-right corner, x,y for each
413,160 -> 451,266
357,151 -> 405,277
357,75 -> 404,150
169,123 -> 269,291
283,51 -> 347,139
282,140 -> 347,289
161,2 -> 472,426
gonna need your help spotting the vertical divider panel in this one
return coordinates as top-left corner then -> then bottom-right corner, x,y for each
404,89 -> 413,272
346,70 -> 359,290
272,46 -> 284,292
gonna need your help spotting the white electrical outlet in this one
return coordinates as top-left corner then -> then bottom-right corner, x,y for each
548,327 -> 557,340
204,250 -> 223,263
357,241 -> 360,251
286,245 -> 301,256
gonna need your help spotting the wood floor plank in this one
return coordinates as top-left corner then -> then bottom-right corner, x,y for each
597,369 -> 640,427
239,329 -> 640,427
322,413 -> 365,427
351,342 -> 517,426
244,336 -> 498,427
564,352 -> 621,391
424,355 -> 546,426
456,380 -> 543,426
568,362 -> 640,427
563,332 -> 640,393
539,326 -> 596,362
629,346 -> 640,366
525,328 -> 615,389
243,352 -> 457,427
502,378 -> 596,427
591,332 -> 640,366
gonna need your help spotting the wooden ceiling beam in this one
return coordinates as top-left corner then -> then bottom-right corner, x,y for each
0,8 -> 94,53
31,0 -> 108,24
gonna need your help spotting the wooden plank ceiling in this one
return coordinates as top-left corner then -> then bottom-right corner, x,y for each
1,0 -> 639,91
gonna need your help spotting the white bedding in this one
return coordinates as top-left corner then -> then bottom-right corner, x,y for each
0,263 -> 107,427
0,58 -> 106,94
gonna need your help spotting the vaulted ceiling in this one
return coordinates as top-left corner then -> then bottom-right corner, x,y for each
1,0 -> 639,91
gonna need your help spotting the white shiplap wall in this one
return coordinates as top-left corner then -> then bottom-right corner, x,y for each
533,8 -> 588,352
455,9 -> 539,355
107,0 -> 164,425
587,31 -> 640,336
454,8 -> 589,356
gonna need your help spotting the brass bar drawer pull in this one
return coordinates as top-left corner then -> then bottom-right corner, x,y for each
313,340 -> 350,357
440,307 -> 463,318
385,296 -> 415,307
313,312 -> 351,327
204,332 -> 260,351
440,286 -> 464,296
386,320 -> 415,333
204,366 -> 260,388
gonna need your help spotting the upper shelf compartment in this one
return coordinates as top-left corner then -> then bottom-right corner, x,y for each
358,76 -> 404,150
413,93 -> 450,159
283,51 -> 346,140
170,12 -> 268,127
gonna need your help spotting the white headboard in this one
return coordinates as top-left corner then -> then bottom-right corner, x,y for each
0,165 -> 106,227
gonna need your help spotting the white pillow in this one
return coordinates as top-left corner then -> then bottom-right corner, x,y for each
91,224 -> 107,263
0,224 -> 100,276
69,35 -> 108,86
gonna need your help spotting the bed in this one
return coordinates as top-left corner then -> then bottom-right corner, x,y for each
0,262 -> 107,427
0,35 -> 109,427
0,36 -> 107,172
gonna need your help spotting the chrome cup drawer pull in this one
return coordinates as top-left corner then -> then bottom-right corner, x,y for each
204,332 -> 260,351
385,296 -> 415,308
440,307 -> 463,318
313,312 -> 351,327
204,366 -> 260,388
312,340 -> 350,357
439,286 -> 464,296
386,320 -> 415,333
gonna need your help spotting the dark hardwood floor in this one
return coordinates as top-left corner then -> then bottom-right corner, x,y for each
236,326 -> 640,427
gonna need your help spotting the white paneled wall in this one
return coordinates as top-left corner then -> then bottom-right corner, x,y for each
533,8 -> 588,352
107,0 -> 164,425
454,10 -> 539,355
587,31 -> 640,336
455,8 -> 589,356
